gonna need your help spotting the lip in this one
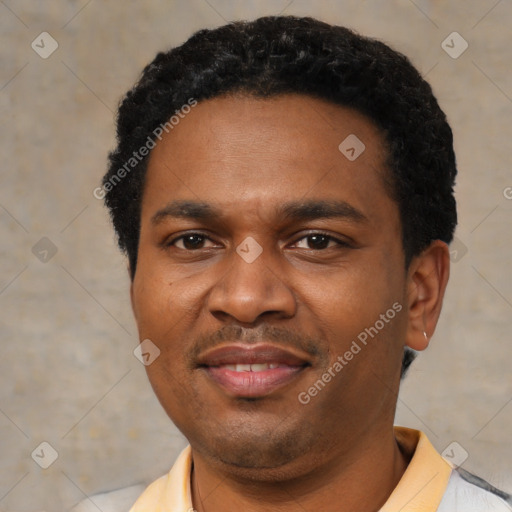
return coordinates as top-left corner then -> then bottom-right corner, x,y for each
197,343 -> 311,398
197,343 -> 310,367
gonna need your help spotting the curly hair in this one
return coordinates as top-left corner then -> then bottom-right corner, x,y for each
103,15 -> 458,377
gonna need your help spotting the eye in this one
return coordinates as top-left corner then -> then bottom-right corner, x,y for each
165,232 -> 349,251
292,233 -> 348,250
169,233 -> 217,250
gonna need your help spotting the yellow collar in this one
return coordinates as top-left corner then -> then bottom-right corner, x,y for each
380,427 -> 452,511
130,427 -> 452,512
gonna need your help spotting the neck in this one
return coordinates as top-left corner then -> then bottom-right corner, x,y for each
190,426 -> 410,512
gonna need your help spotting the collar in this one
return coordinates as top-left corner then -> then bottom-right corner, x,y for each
130,427 -> 452,512
380,427 -> 452,511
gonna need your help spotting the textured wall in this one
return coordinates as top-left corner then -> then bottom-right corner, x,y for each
1,1 -> 511,510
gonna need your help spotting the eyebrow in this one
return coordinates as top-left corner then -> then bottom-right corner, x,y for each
150,199 -> 368,225
151,201 -> 222,225
279,199 -> 368,223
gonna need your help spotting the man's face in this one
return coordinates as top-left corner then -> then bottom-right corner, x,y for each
131,94 -> 409,478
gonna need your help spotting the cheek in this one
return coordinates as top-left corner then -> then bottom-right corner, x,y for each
301,261 -> 396,327
133,259 -> 199,331
132,293 -> 170,355
298,259 -> 405,379
132,274 -> 170,334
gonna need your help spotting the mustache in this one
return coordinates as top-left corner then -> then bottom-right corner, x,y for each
188,324 -> 325,363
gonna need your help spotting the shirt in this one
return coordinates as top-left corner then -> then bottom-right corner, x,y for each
71,427 -> 512,511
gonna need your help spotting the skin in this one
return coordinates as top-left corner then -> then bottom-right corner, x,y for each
130,94 -> 450,512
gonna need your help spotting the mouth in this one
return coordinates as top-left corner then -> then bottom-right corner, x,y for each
197,344 -> 311,398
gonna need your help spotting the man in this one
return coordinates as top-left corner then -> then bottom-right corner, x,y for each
80,15 -> 511,512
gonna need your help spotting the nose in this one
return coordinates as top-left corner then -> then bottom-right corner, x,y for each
206,243 -> 297,324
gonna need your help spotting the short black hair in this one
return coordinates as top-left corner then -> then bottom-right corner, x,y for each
103,15 -> 458,377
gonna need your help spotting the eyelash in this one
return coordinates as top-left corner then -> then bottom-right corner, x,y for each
165,231 -> 351,251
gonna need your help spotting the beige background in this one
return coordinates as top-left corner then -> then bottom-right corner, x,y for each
1,1 -> 511,511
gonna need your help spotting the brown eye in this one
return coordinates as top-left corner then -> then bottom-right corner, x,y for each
294,233 -> 345,250
172,234 -> 214,250
307,235 -> 330,249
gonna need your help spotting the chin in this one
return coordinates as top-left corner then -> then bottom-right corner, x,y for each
189,418 -> 318,475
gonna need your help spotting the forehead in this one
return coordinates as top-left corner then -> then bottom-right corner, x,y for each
142,94 -> 395,226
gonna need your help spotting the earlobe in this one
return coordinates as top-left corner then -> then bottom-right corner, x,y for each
407,329 -> 430,351
405,240 -> 450,351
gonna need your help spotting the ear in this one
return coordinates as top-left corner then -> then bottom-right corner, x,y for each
405,240 -> 450,351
